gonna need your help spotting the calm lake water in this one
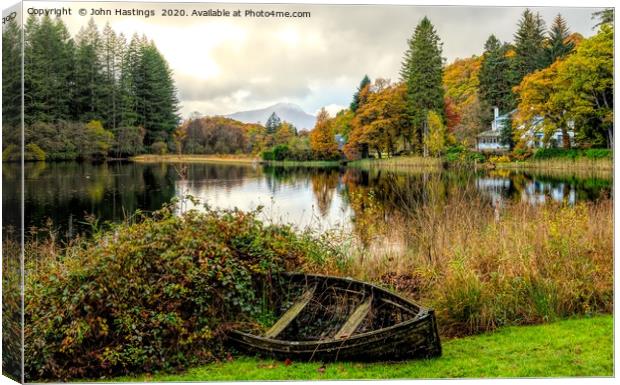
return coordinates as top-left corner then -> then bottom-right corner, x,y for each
2,161 -> 612,240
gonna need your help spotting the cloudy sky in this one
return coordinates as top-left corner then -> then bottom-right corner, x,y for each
20,1 -> 605,118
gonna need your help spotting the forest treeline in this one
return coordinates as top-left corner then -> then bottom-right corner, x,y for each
2,16 -> 179,161
2,9 -> 614,163
306,9 -> 613,162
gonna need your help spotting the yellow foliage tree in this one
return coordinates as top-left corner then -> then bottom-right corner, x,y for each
424,110 -> 447,156
309,108 -> 340,160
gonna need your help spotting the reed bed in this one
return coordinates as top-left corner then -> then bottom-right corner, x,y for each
350,156 -> 443,171
307,189 -> 613,337
496,157 -> 613,172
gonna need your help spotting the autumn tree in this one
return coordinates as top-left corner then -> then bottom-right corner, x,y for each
400,17 -> 445,152
424,110 -> 448,156
350,75 -> 371,112
515,24 -> 613,149
443,56 -> 483,146
274,121 -> 296,145
310,108 -> 340,160
345,80 -> 410,159
514,60 -> 572,148
557,24 -> 613,148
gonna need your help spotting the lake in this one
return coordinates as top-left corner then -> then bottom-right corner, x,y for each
2,161 -> 612,240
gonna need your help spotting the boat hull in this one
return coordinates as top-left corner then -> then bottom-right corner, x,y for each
227,273 -> 442,361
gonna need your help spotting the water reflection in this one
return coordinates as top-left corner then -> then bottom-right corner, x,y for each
2,162 -> 611,240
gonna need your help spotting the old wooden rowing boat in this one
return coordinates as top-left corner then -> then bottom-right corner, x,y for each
227,273 -> 441,361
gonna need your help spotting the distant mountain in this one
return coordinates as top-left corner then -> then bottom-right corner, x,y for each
226,102 -> 317,130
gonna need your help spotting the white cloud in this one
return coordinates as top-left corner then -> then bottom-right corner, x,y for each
43,2 -> 601,119
317,104 -> 347,117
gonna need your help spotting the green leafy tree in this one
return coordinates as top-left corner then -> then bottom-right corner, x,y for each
350,75 -> 371,112
400,16 -> 445,152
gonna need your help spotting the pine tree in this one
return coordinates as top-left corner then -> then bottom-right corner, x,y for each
74,18 -> 105,122
265,112 -> 282,134
350,75 -> 371,112
545,14 -> 574,66
592,9 -> 613,28
119,34 -> 140,128
478,35 -> 517,124
2,18 -> 22,130
400,16 -> 445,152
23,15 -> 75,124
101,23 -> 122,129
135,41 -> 180,144
513,9 -> 547,81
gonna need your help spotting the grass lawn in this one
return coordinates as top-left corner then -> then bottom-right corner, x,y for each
117,315 -> 612,381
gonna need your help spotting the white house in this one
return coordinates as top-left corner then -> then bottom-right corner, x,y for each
520,117 -> 575,148
476,107 -> 575,151
476,107 -> 510,152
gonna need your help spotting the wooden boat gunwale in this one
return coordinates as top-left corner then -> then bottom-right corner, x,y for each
228,272 -> 441,357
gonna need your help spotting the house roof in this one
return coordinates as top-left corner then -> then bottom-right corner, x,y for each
477,129 -> 502,138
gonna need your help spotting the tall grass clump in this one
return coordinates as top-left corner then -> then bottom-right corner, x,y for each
313,183 -> 613,337
24,201 -> 333,381
351,156 -> 442,171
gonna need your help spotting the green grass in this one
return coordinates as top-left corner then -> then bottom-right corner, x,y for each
115,315 -> 612,381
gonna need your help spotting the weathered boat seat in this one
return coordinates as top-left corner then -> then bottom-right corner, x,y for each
265,286 -> 316,339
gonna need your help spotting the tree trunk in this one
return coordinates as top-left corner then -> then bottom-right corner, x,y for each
561,126 -> 570,149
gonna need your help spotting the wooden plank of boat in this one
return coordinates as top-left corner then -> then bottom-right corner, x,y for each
264,286 -> 315,339
334,296 -> 372,339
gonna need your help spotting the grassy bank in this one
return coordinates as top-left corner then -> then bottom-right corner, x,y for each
350,156 -> 443,171
131,154 -> 257,164
261,160 -> 342,167
116,315 -> 612,381
495,157 -> 612,172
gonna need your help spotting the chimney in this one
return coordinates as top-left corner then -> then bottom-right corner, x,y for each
492,107 -> 499,131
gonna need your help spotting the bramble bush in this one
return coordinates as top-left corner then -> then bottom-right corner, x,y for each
25,201 -> 333,381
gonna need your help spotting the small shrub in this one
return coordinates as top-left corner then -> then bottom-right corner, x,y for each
271,144 -> 290,161
151,141 -> 168,155
584,149 -> 612,159
24,143 -> 46,161
261,149 -> 274,161
489,155 -> 511,164
2,144 -> 19,162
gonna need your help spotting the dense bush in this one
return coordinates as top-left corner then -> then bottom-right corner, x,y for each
150,141 -> 168,155
2,144 -> 19,162
444,145 -> 486,164
24,143 -> 46,161
25,202 -> 331,381
532,148 -> 612,160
